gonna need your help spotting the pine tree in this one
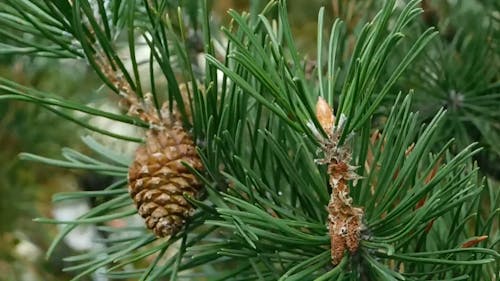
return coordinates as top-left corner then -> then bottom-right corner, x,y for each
0,1 -> 498,280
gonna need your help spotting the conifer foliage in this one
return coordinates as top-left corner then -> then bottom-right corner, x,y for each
0,0 -> 498,280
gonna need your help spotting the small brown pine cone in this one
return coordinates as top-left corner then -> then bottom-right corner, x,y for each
128,125 -> 203,237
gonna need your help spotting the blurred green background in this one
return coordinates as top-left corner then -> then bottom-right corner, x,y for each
0,55 -> 101,280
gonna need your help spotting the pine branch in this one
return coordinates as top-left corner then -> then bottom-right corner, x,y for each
0,1 -> 497,280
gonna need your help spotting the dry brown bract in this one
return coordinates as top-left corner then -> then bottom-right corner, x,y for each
315,97 -> 364,265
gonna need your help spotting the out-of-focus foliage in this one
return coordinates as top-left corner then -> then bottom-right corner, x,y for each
396,0 -> 500,178
0,54 -> 101,281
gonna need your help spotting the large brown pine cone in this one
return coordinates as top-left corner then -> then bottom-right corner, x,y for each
128,125 -> 203,237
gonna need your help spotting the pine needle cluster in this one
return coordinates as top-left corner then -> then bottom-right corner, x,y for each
0,0 -> 498,280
